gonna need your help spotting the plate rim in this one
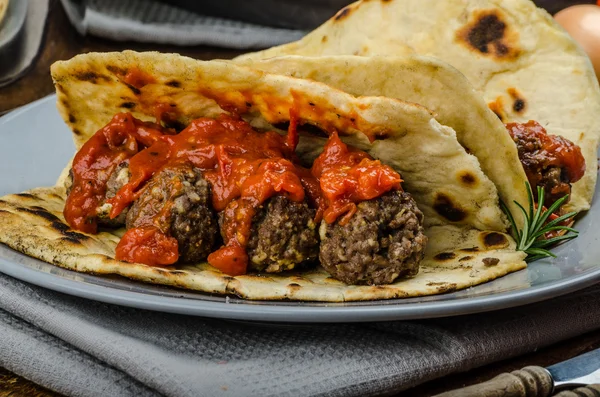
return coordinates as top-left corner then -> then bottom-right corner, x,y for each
1,95 -> 599,323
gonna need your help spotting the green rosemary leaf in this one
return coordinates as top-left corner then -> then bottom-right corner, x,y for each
525,254 -> 551,263
535,194 -> 570,230
541,211 -> 577,230
501,200 -> 520,241
530,185 -> 545,233
514,200 -> 531,250
525,247 -> 557,258
530,233 -> 578,248
501,182 -> 579,263
534,226 -> 578,238
528,184 -> 536,222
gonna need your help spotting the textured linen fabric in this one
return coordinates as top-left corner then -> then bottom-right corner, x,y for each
59,0 -> 305,49
0,272 -> 598,397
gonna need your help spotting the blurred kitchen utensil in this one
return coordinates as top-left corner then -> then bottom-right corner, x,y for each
434,348 -> 600,397
0,0 -> 49,88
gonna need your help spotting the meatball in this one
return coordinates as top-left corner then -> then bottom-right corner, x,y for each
126,164 -> 219,263
65,162 -> 131,227
319,191 -> 427,285
231,196 -> 319,273
506,121 -> 585,207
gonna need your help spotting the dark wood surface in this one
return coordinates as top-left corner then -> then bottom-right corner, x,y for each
0,2 -> 599,396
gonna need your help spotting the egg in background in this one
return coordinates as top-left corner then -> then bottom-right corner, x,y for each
554,4 -> 600,80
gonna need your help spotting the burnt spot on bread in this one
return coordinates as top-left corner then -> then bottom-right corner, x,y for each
61,236 -> 81,244
426,281 -> 458,293
438,283 -> 457,293
434,252 -> 456,261
456,10 -> 520,60
120,102 -> 136,109
50,221 -> 69,232
106,65 -> 128,76
16,193 -> 37,199
69,114 -> 76,123
507,88 -> 526,114
482,232 -> 509,248
458,171 -> 477,186
166,80 -> 181,88
460,247 -> 480,252
459,256 -> 474,262
433,193 -> 467,222
287,283 -> 301,290
482,257 -> 500,266
48,220 -> 89,241
321,35 -> 328,43
17,207 -> 61,223
75,71 -> 111,84
125,83 -> 141,95
334,6 -> 352,20
62,230 -> 89,242
513,98 -> 525,113
72,128 -> 82,136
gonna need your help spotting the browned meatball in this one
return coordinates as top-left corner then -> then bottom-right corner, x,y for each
126,164 -> 219,263
221,196 -> 319,273
319,191 -> 427,285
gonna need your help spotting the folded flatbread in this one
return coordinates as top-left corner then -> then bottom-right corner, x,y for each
0,51 -> 526,301
237,0 -> 600,214
235,55 -> 531,227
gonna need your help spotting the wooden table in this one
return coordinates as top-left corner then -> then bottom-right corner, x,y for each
1,2 -> 599,396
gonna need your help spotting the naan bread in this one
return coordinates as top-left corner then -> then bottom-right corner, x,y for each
51,51 -> 507,231
0,188 -> 525,301
238,0 -> 600,214
235,55 -> 530,227
0,51 -> 526,301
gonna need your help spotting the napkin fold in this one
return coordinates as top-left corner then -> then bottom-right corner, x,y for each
59,0 -> 305,49
0,272 -> 598,397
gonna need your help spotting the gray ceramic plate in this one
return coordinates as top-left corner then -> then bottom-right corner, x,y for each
1,95 -> 599,323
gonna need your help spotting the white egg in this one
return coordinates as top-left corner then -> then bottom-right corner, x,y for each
554,4 -> 600,79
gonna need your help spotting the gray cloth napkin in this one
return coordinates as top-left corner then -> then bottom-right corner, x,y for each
59,0 -> 305,49
0,272 -> 599,397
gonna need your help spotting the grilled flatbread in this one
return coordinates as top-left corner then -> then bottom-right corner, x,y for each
237,0 -> 600,214
0,51 -> 526,301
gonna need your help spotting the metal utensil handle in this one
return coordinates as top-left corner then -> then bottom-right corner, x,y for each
433,366 -> 553,397
554,385 -> 600,397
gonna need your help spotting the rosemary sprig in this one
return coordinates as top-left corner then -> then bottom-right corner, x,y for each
500,183 -> 579,262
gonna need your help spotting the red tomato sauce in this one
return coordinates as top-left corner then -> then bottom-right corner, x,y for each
105,114 -> 313,275
65,112 -> 403,276
311,132 -> 402,225
64,113 -> 167,234
506,121 -> 586,186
